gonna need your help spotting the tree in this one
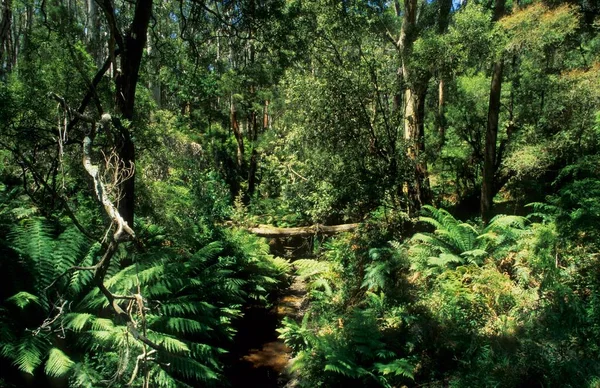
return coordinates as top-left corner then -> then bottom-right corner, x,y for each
481,0 -> 506,224
95,0 -> 152,227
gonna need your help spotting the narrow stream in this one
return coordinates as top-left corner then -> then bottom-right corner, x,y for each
227,275 -> 306,387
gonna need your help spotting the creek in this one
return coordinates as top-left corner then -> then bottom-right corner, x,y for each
226,275 -> 306,387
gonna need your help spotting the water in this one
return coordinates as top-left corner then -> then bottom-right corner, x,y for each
227,276 -> 306,387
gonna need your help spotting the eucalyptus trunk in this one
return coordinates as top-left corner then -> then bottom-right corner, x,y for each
481,0 -> 506,224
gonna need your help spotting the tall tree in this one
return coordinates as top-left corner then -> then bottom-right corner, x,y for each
0,0 -> 13,73
96,0 -> 153,227
396,0 -> 431,210
481,0 -> 506,223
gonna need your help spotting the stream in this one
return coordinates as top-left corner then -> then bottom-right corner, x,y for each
227,275 -> 306,387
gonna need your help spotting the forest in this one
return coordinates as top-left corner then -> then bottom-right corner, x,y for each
0,0 -> 600,386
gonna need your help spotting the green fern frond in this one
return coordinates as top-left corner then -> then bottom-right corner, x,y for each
428,253 -> 463,267
190,343 -> 225,367
417,216 -> 444,231
53,225 -> 88,274
192,241 -> 224,262
11,333 -> 50,375
7,291 -> 41,309
294,259 -> 331,278
148,333 -> 190,354
153,368 -> 181,388
103,265 -> 137,289
162,355 -> 220,382
310,277 -> 333,296
158,317 -> 208,335
374,358 -> 414,379
89,328 -> 127,349
10,218 -> 55,292
68,242 -> 102,294
64,313 -> 95,332
90,318 -> 114,331
461,249 -> 488,258
411,233 -> 455,253
488,214 -> 526,228
45,347 -> 74,377
69,360 -> 102,388
159,301 -> 215,317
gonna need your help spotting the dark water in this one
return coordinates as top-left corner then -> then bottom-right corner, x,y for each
226,304 -> 290,388
225,276 -> 306,388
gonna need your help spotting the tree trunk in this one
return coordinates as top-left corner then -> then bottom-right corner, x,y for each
438,78 -> 446,147
247,108 -> 258,199
246,99 -> 268,199
404,85 -> 430,208
230,99 -> 244,169
147,31 -> 161,108
481,0 -> 506,224
437,0 -> 452,149
0,0 -> 13,74
100,0 -> 153,228
398,0 -> 431,211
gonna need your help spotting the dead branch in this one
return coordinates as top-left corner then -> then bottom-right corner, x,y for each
82,113 -> 135,242
246,223 -> 359,238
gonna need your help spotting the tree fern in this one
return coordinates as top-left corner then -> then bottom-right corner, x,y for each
409,206 -> 528,272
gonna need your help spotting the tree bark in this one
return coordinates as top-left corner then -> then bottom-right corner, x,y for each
246,223 -> 358,238
404,85 -> 430,207
481,0 -> 506,224
247,107 -> 258,199
230,99 -> 244,168
398,0 -> 431,212
438,78 -> 446,147
0,0 -> 13,74
437,0 -> 452,149
98,0 -> 153,227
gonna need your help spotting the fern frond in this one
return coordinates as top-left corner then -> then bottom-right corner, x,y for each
162,355 -> 220,382
156,317 -> 208,335
374,358 -> 414,379
428,253 -> 463,267
11,333 -> 50,374
64,313 -> 95,332
45,347 -> 74,377
10,218 -> 55,292
486,215 -> 527,230
70,361 -> 102,388
159,301 -> 215,317
148,333 -> 190,354
69,243 -> 98,295
7,291 -> 41,309
53,225 -> 87,274
192,241 -> 224,262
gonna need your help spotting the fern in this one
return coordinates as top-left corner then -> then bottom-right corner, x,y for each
409,207 -> 529,273
44,347 -> 74,377
7,291 -> 41,309
6,333 -> 50,375
373,358 -> 414,379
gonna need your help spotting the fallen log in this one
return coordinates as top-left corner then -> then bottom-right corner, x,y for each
247,223 -> 359,238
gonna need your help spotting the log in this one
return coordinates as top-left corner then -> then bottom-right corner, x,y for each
247,223 -> 359,238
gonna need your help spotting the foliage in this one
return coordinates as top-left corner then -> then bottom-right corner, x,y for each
0,0 -> 599,386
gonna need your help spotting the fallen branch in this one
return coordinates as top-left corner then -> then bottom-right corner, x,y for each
246,223 -> 359,238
